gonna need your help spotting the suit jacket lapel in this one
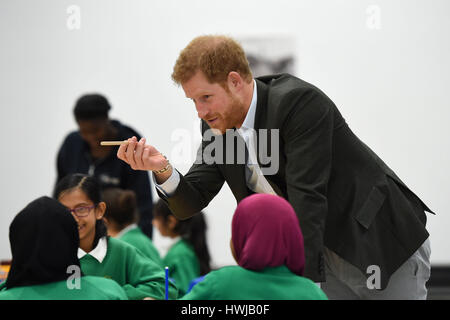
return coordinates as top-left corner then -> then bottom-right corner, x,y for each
254,79 -> 269,167
221,129 -> 251,202
252,80 -> 284,197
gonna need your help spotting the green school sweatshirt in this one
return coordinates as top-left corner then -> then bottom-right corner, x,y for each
181,265 -> 328,300
118,226 -> 163,267
0,276 -> 127,300
163,239 -> 200,296
79,237 -> 178,300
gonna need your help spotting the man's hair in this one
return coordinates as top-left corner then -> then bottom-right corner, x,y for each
171,35 -> 253,86
73,94 -> 111,121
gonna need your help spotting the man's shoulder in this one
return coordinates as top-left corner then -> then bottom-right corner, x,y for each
256,73 -> 320,96
256,73 -> 335,126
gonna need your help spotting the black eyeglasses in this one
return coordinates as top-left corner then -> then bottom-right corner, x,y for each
68,205 -> 95,218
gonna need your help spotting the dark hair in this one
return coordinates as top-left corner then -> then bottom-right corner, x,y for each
102,188 -> 138,229
73,94 -> 111,121
6,196 -> 82,289
53,173 -> 108,247
153,199 -> 211,275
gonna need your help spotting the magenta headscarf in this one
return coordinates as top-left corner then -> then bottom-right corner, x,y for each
231,193 -> 305,276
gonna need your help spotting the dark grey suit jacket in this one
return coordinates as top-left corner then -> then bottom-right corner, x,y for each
159,73 -> 433,288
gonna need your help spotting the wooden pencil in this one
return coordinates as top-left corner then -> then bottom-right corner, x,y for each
100,140 -> 129,146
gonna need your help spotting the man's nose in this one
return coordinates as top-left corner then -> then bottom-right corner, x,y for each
196,103 -> 209,119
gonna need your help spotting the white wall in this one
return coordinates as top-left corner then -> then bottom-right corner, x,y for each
0,0 -> 449,267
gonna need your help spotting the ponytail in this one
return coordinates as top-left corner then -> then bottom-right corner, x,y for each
180,213 -> 211,275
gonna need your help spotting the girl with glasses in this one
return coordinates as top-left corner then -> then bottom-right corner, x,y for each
54,173 -> 178,300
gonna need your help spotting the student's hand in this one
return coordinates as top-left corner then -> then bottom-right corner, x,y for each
117,137 -> 172,183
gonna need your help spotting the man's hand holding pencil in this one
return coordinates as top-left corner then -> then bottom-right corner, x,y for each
107,136 -> 173,184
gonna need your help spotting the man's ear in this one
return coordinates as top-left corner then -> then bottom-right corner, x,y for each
227,71 -> 243,91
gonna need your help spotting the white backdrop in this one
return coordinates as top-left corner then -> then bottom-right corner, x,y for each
0,0 -> 449,267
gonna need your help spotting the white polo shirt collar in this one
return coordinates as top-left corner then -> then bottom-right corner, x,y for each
77,236 -> 108,263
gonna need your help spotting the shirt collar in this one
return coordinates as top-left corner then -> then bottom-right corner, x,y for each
116,223 -> 138,239
78,236 -> 108,263
240,79 -> 257,130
